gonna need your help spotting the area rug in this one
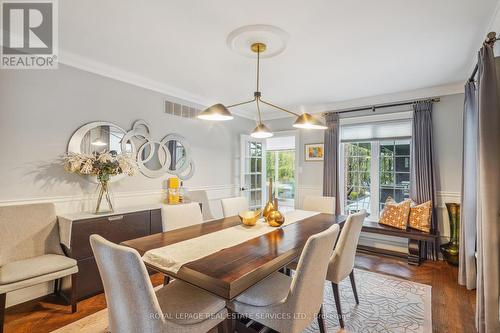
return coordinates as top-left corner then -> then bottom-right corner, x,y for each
52,269 -> 431,333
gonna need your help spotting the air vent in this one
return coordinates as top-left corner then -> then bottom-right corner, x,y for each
165,100 -> 202,119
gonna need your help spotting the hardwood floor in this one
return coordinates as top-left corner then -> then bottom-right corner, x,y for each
3,254 -> 475,333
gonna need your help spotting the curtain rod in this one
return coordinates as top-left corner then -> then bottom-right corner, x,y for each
468,31 -> 499,82
322,97 -> 440,116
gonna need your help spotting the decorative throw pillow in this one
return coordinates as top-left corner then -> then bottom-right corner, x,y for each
379,199 -> 411,230
408,201 -> 432,233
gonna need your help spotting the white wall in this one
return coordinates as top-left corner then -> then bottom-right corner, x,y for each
0,64 -> 255,306
0,64 -> 256,214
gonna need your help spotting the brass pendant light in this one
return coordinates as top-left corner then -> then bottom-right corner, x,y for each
198,42 -> 327,134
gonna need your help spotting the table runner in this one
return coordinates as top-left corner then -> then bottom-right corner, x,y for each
143,209 -> 320,274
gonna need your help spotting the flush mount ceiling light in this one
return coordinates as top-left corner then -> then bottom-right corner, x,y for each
198,26 -> 327,137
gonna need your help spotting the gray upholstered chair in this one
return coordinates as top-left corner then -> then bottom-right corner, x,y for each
287,210 -> 366,328
186,190 -> 214,221
161,202 -> 203,232
228,224 -> 340,333
303,195 -> 336,214
90,234 -> 228,333
325,210 -> 366,328
0,203 -> 78,333
220,196 -> 249,217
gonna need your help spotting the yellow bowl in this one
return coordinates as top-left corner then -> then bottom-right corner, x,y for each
239,209 -> 262,226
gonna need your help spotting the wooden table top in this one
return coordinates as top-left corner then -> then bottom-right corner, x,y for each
122,212 -> 347,300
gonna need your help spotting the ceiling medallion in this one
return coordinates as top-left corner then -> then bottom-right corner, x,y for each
198,25 -> 327,137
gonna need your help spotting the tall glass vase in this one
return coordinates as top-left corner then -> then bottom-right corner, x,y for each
95,180 -> 114,214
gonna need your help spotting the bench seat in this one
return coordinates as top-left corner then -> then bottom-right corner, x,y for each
359,219 -> 439,265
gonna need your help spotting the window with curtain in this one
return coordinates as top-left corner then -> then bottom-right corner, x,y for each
340,119 -> 412,217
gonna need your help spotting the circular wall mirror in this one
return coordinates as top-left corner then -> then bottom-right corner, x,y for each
136,141 -> 171,178
68,121 -> 131,183
161,134 -> 191,175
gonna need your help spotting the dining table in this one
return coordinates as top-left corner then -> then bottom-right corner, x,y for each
122,210 -> 347,301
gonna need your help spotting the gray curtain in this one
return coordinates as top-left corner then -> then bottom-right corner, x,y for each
475,43 -> 500,333
458,81 -> 477,290
410,101 -> 438,259
323,113 -> 341,215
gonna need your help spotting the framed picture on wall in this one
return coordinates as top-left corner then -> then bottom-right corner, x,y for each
304,143 -> 324,161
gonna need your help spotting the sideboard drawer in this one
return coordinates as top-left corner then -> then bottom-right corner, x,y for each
71,217 -> 113,260
71,211 -> 150,260
75,256 -> 103,300
111,211 -> 150,244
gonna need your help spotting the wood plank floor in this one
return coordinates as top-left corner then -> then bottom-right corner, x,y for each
3,253 -> 476,333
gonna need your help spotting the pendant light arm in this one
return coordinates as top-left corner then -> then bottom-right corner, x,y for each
227,97 -> 256,109
256,98 -> 263,124
259,98 -> 300,117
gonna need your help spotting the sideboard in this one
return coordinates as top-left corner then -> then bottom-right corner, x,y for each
58,205 -> 162,300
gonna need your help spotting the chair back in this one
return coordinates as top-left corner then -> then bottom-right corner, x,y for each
161,202 -> 203,231
303,196 -> 335,214
220,196 -> 249,217
90,235 -> 165,333
187,190 -> 214,220
287,224 -> 340,330
0,203 -> 63,266
327,210 -> 366,283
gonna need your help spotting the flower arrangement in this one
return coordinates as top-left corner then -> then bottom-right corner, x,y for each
63,152 -> 136,213
64,151 -> 136,181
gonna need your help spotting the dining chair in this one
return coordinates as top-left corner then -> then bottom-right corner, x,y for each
326,209 -> 366,328
220,196 -> 249,217
287,209 -> 367,328
303,195 -> 335,214
228,224 -> 340,333
187,190 -> 214,220
90,234 -> 228,333
161,202 -> 203,231
0,203 -> 78,333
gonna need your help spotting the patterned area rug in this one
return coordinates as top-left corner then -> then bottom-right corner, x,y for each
52,269 -> 431,333
304,269 -> 431,332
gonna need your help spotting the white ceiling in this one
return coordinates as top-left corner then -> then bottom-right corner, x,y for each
59,0 -> 499,120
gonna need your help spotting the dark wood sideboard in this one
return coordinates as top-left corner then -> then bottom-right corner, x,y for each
59,207 -> 162,300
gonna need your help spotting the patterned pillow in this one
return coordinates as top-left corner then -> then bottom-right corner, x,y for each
379,199 -> 411,230
408,201 -> 432,233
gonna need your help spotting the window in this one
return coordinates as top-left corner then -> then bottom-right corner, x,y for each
344,143 -> 371,214
379,140 -> 411,211
339,116 -> 412,217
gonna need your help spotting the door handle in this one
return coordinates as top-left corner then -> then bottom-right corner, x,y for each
108,215 -> 124,222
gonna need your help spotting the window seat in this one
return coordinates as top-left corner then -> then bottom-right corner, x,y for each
358,219 -> 439,265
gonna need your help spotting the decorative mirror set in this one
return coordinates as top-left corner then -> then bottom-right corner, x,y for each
68,120 -> 195,182
66,120 -> 194,214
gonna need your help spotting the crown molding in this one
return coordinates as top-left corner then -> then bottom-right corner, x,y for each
58,51 -> 463,122
58,51 -> 257,121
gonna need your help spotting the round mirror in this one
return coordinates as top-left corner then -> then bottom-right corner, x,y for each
67,121 -> 131,183
68,122 -> 130,155
136,141 -> 171,178
161,134 -> 191,174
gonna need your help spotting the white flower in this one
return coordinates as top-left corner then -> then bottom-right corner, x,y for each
98,152 -> 113,163
80,159 -> 94,174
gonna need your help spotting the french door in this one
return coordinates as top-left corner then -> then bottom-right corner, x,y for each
240,135 -> 266,210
